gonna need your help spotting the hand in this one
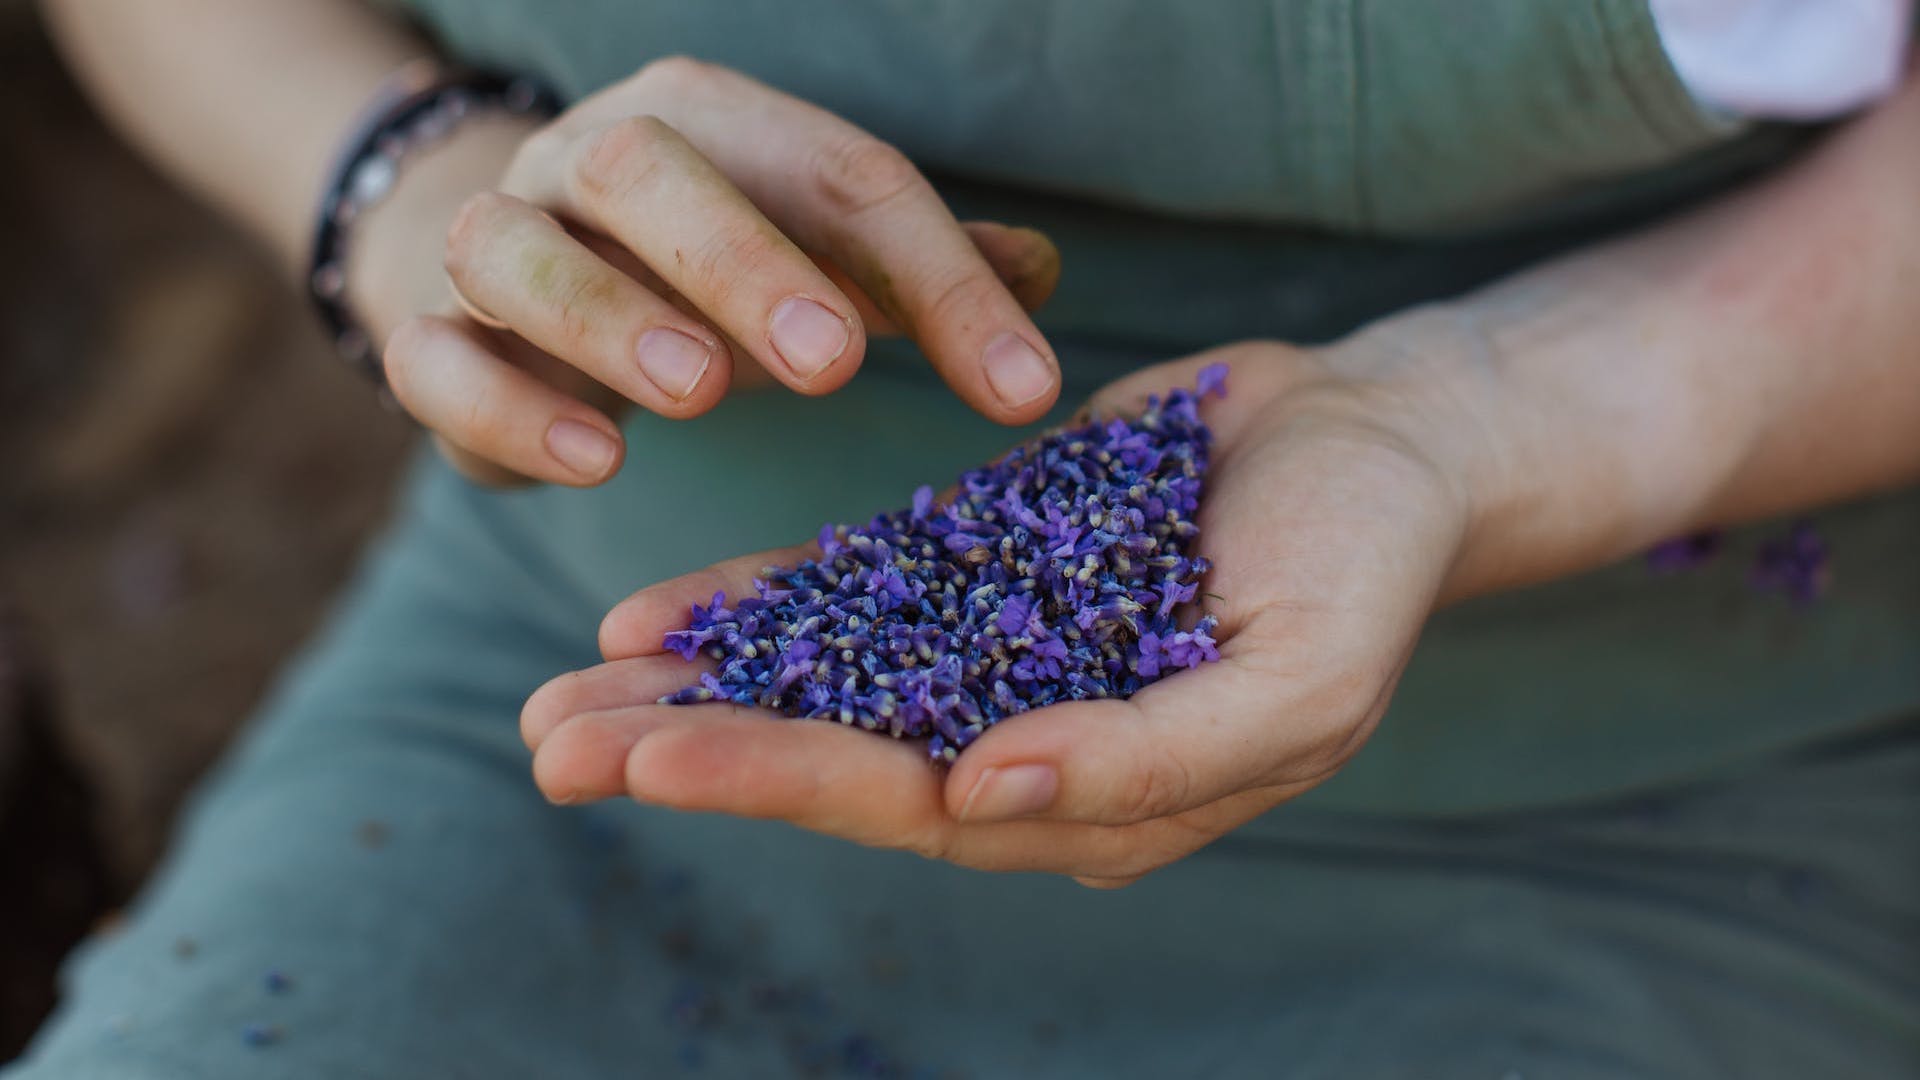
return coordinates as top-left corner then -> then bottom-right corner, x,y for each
350,56 -> 1064,487
521,339 -> 1492,885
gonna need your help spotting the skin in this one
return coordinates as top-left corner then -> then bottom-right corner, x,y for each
44,0 -> 1920,886
42,3 -> 1065,488
528,64 -> 1920,887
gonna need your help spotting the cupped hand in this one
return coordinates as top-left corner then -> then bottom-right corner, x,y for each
522,340 -> 1486,885
354,56 -> 1063,487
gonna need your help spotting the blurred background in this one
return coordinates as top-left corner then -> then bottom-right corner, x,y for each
0,5 -> 413,1054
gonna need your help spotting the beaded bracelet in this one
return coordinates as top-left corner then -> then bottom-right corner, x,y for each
306,60 -> 560,386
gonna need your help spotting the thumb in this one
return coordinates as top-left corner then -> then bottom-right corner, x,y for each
940,640 -> 1375,827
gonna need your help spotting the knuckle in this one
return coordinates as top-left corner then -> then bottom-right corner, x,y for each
811,133 -> 923,216
546,268 -> 618,350
1107,750 -> 1194,825
509,123 -> 569,175
499,124 -> 571,195
443,191 -> 513,276
451,377 -> 504,447
681,225 -> 786,312
574,115 -> 675,204
920,269 -> 1001,333
631,54 -> 712,94
387,334 -> 509,451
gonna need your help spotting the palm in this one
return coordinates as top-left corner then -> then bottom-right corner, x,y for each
524,345 -> 1465,883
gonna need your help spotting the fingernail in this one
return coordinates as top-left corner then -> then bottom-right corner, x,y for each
1007,227 -> 1060,280
957,763 -> 1058,823
545,419 -> 618,480
635,327 -> 712,400
982,331 -> 1056,408
769,296 -> 850,379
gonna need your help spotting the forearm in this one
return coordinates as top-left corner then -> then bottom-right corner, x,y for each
1369,65 -> 1920,602
40,0 -> 427,270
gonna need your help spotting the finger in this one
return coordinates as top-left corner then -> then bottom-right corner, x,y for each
532,698 -> 947,857
609,706 -> 957,851
941,636 -> 1380,827
511,115 -> 866,394
604,705 -> 1271,878
570,229 -> 781,395
533,676 -> 1279,877
817,221 -> 1062,336
607,705 -> 1141,874
531,706 -> 691,804
521,655 -> 708,751
431,434 -> 536,489
538,59 -> 1060,422
658,67 -> 1060,422
444,192 -> 731,415
449,282 -> 510,329
384,315 -> 625,486
963,222 -> 1062,314
946,775 -> 1295,878
597,541 -> 818,661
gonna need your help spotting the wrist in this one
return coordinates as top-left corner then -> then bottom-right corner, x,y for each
1325,294 -> 1742,605
1310,306 -> 1568,605
344,112 -> 542,348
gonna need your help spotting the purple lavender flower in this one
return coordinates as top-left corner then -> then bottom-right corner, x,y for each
1752,520 -> 1830,605
1645,530 -> 1724,574
995,594 -> 1034,637
770,640 -> 821,694
1195,361 -> 1230,400
660,369 -> 1229,760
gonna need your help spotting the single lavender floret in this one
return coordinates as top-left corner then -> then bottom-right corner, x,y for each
661,364 -> 1230,760
1645,530 -> 1724,574
1751,519 -> 1830,604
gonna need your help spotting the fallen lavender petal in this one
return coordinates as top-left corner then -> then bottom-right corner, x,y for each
1645,530 -> 1724,574
1752,519 -> 1830,604
661,364 -> 1229,761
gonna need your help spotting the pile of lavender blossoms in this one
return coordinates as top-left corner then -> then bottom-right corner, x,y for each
661,364 -> 1230,762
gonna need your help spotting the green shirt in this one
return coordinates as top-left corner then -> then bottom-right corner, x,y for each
387,0 -> 1920,813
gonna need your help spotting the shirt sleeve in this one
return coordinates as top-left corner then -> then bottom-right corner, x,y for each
1649,0 -> 1913,119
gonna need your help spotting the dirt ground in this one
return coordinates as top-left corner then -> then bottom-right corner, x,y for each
0,11 -> 414,1054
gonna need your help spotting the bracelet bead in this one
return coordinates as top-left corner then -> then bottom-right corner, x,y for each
305,62 -> 560,389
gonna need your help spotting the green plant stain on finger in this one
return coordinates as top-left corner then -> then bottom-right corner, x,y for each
524,250 -> 621,329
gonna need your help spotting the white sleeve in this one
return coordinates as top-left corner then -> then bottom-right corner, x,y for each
1649,0 -> 1913,119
